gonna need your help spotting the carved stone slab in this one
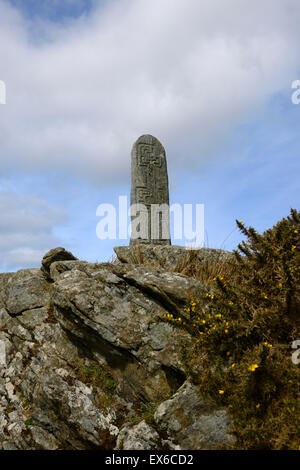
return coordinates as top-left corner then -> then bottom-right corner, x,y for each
130,134 -> 171,245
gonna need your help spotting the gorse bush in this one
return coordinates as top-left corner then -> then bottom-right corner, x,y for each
184,208 -> 300,356
166,209 -> 300,449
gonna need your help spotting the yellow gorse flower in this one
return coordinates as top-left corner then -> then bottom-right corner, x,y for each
248,364 -> 259,372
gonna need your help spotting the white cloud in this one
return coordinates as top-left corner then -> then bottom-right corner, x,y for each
0,191 -> 66,271
0,0 -> 299,182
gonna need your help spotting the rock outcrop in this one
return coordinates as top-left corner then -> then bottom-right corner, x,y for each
114,244 -> 231,272
0,246 -> 235,450
41,247 -> 78,281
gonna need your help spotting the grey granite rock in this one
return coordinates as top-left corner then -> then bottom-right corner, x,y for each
154,381 -> 236,450
0,247 -> 235,450
0,268 -> 50,316
114,244 -> 232,272
50,260 -> 192,402
41,247 -> 77,280
116,420 -> 160,450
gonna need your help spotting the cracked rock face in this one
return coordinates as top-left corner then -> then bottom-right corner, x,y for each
0,269 -> 50,316
116,420 -> 160,450
114,245 -> 232,272
0,247 -> 235,450
41,247 -> 78,281
154,381 -> 236,449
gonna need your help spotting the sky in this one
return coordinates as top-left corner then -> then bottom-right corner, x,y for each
0,0 -> 299,272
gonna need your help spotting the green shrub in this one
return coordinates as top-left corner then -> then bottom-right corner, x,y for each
165,209 -> 300,449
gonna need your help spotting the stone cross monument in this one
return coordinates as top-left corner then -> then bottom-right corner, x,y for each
130,134 -> 171,245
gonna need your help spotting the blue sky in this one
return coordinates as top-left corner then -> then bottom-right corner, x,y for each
6,0 -> 95,21
0,0 -> 299,271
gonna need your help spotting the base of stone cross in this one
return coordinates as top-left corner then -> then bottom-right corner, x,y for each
114,244 -> 232,271
129,238 -> 171,246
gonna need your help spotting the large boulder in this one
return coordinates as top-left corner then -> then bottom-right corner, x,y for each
41,247 -> 77,281
154,381 -> 235,450
0,269 -> 50,316
115,380 -> 236,450
114,245 -> 232,272
116,420 -> 160,450
50,261 -> 194,403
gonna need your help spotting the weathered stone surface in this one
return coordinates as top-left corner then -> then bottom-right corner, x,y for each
116,420 -> 160,450
115,380 -> 235,450
0,295 -> 120,449
0,268 -> 50,316
154,381 -> 235,450
114,245 -> 232,272
0,248 -> 235,450
130,135 -> 170,246
50,261 -> 193,402
111,263 -> 206,315
41,247 -> 77,280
